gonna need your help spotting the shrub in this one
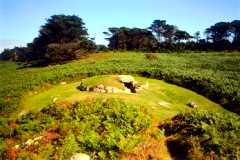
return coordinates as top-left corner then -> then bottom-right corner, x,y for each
0,137 -> 6,157
77,81 -> 88,91
1,98 -> 151,160
160,109 -> 240,159
58,132 -> 80,160
72,98 -> 151,159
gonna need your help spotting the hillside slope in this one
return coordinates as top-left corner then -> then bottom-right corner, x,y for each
0,52 -> 239,115
0,52 -> 240,159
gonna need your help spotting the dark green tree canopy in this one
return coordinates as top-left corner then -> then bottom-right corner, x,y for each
174,30 -> 192,43
26,15 -> 96,64
2,15 -> 96,64
205,22 -> 231,42
149,20 -> 167,42
39,15 -> 88,44
231,20 -> 240,45
104,27 -> 158,51
149,20 -> 182,43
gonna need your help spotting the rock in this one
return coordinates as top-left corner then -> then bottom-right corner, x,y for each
52,97 -> 58,103
96,84 -> 105,89
135,87 -> 143,93
25,139 -> 34,146
105,86 -> 113,93
93,88 -> 101,92
60,81 -> 67,85
118,75 -> 135,83
33,136 -> 43,141
93,87 -> 105,93
111,87 -> 123,93
187,101 -> 198,108
143,81 -> 149,89
89,84 -> 107,93
123,87 -> 131,93
24,136 -> 43,147
99,89 -> 106,93
70,153 -> 90,160
14,145 -> 20,149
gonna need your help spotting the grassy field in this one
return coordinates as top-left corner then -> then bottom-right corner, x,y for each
0,52 -> 240,159
0,52 -> 239,115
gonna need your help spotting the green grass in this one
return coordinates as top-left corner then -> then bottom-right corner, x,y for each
19,75 -> 226,120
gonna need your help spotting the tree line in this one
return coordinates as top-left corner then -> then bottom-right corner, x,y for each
1,14 -> 239,65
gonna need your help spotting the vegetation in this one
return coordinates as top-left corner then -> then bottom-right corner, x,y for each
160,109 -> 240,159
0,52 -> 239,115
104,27 -> 158,51
0,8 -> 239,160
1,98 -> 151,159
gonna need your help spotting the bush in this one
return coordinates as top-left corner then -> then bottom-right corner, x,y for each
71,98 -> 151,159
0,137 -> 6,157
58,132 -> 80,160
1,98 -> 151,159
77,81 -> 88,91
160,109 -> 240,159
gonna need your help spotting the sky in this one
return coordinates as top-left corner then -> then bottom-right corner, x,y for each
0,0 -> 239,51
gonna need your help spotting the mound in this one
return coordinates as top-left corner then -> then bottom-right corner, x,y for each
19,75 -> 224,120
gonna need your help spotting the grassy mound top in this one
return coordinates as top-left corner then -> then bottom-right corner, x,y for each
19,75 -> 226,120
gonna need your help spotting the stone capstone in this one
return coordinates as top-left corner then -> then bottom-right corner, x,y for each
118,75 -> 135,83
70,153 -> 90,160
187,101 -> 198,108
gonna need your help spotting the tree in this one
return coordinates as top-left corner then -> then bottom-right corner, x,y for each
39,15 -> 88,44
205,22 -> 231,42
205,22 -> 233,50
0,49 -> 16,61
26,15 -> 95,64
0,47 -> 29,62
163,24 -> 178,43
231,20 -> 240,50
174,30 -> 192,43
194,31 -> 201,43
149,20 -> 167,42
104,27 -> 158,51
